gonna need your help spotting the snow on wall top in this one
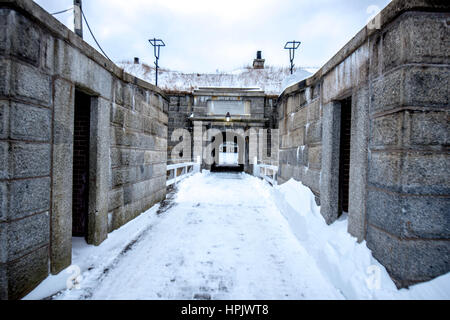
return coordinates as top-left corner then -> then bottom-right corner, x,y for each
118,61 -> 316,95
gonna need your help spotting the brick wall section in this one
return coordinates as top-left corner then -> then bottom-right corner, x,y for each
0,0 -> 168,299
276,1 -> 450,287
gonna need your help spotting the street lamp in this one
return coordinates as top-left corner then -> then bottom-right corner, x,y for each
284,41 -> 301,75
226,112 -> 231,122
148,38 -> 165,87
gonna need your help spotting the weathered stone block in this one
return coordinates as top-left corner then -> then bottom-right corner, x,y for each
370,113 -> 402,147
125,111 -> 142,131
368,188 -> 450,240
302,168 -> 320,195
403,66 -> 449,107
151,120 -> 167,138
0,141 -> 9,180
371,68 -> 402,115
0,59 -> 11,97
111,104 -> 125,126
0,100 -> 8,139
291,108 -> 307,130
136,164 -> 153,181
3,212 -> 49,261
0,9 -> 9,52
140,134 -> 155,150
402,12 -> 450,65
11,142 -> 51,178
366,225 -> 450,288
3,245 -> 49,300
0,182 -> 6,222
308,145 -> 322,170
158,110 -> 168,125
108,189 -> 124,212
10,12 -> 40,65
10,103 -> 51,142
10,177 -> 50,220
381,18 -> 403,73
401,152 -> 449,195
112,167 -> 136,187
12,62 -> 51,106
307,99 -> 321,123
409,111 -> 450,146
368,151 -> 402,192
369,34 -> 381,78
305,120 -> 322,144
54,39 -> 112,100
152,163 -> 166,178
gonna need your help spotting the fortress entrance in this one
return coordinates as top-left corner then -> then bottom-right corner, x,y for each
212,132 -> 244,172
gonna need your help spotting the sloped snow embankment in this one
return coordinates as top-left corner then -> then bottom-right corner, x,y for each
272,178 -> 450,300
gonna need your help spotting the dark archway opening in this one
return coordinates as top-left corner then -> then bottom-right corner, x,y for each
338,97 -> 352,216
72,90 -> 91,237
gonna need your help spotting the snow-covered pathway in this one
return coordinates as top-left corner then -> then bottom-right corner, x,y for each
52,172 -> 344,300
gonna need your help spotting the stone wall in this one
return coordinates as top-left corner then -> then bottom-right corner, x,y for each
0,0 -> 168,299
276,0 -> 449,287
166,88 -> 278,170
167,92 -> 193,164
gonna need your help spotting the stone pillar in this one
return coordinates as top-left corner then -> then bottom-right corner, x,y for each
87,97 -> 110,245
320,101 -> 341,225
50,78 -> 75,274
193,121 -> 203,167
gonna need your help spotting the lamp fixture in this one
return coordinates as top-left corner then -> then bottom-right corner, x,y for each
226,112 -> 231,122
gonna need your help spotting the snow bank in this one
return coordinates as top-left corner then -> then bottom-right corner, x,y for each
280,69 -> 313,93
272,179 -> 450,300
23,204 -> 161,300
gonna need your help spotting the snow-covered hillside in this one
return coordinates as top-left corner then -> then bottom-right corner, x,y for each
118,61 -> 316,95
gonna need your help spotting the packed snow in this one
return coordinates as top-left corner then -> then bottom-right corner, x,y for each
24,172 -> 450,300
118,61 -> 315,95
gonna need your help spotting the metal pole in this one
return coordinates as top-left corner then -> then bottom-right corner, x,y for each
74,0 -> 83,38
149,38 -> 165,87
284,41 -> 301,75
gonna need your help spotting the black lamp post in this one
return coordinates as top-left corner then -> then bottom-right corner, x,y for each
148,38 -> 165,86
284,41 -> 301,75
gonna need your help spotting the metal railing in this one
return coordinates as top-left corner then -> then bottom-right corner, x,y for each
253,157 -> 278,186
166,157 -> 201,187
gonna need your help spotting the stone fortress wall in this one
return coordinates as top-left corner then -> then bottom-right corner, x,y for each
276,0 -> 449,288
0,0 -> 168,299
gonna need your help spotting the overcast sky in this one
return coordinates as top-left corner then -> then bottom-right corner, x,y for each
33,0 -> 392,73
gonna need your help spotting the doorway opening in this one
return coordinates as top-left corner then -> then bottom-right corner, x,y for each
72,90 -> 91,238
211,132 -> 244,172
338,97 -> 352,216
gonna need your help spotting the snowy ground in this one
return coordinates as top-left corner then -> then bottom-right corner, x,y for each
25,172 -> 450,300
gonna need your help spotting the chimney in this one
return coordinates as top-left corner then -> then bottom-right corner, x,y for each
134,57 -> 140,64
253,51 -> 265,69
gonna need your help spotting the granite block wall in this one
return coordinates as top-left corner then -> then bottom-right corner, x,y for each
0,0 -> 168,299
276,0 -> 450,287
